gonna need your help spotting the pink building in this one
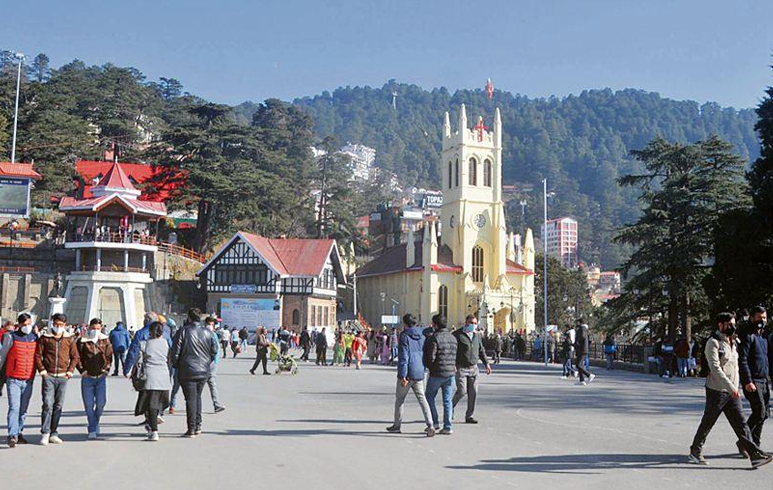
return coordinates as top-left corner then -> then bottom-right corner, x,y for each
542,217 -> 578,268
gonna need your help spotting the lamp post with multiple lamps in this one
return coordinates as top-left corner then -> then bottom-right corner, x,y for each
10,52 -> 24,163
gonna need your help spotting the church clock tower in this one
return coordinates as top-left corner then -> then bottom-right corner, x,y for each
440,105 -> 507,288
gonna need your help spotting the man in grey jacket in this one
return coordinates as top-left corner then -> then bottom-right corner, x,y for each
425,314 -> 458,435
452,315 -> 491,424
689,312 -> 772,469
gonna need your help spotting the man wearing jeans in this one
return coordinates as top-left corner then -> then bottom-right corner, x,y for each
204,317 -> 226,414
452,315 -> 491,424
738,306 -> 770,454
0,313 -> 37,447
35,313 -> 79,446
425,315 -> 458,435
76,318 -> 113,439
171,308 -> 217,437
386,314 -> 434,436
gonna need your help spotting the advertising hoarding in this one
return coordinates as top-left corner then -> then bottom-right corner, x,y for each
220,298 -> 280,328
0,177 -> 31,217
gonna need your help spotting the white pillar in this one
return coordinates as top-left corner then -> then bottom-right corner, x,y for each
123,250 -> 129,272
142,253 -> 147,272
75,249 -> 82,271
96,249 -> 102,271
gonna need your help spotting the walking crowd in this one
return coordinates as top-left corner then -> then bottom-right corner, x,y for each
0,308 -> 223,446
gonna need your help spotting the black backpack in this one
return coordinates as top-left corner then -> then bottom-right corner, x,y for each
698,333 -> 725,378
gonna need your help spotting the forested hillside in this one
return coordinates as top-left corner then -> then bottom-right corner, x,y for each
237,82 -> 759,268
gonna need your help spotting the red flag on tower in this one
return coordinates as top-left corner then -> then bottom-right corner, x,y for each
485,78 -> 494,100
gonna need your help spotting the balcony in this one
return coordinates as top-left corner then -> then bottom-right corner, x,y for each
65,231 -> 159,252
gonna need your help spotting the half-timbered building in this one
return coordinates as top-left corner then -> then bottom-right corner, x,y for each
198,232 -> 345,331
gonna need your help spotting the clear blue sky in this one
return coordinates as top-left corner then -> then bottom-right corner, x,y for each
4,0 -> 773,108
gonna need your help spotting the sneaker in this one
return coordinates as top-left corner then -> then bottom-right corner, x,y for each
439,428 -> 453,435
88,432 -> 98,440
560,376 -> 568,380
249,370 -> 255,375
465,417 -> 479,424
17,434 -> 28,445
157,415 -> 165,425
194,428 -> 202,435
385,425 -> 401,434
575,381 -> 587,386
426,426 -> 436,437
49,435 -> 63,444
688,449 -> 707,465
751,453 -> 773,469
40,433 -> 50,446
169,407 -> 176,415
214,406 -> 226,414
8,436 -> 17,448
149,431 -> 159,442
182,431 -> 197,438
588,374 -> 596,384
263,372 -> 271,375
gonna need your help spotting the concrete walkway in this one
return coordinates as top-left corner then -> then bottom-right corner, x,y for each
1,355 -> 769,489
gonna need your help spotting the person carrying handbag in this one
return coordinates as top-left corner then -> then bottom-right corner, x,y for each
133,322 -> 171,442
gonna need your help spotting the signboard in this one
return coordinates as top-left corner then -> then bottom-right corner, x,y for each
229,284 -> 257,294
402,210 -> 423,220
0,177 -> 31,217
221,298 -> 280,328
422,192 -> 443,208
381,315 -> 399,325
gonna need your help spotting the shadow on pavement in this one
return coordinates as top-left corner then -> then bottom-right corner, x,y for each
447,453 -> 748,474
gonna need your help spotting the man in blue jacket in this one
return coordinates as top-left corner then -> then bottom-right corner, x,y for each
738,306 -> 770,452
386,313 -> 434,437
109,322 -> 130,376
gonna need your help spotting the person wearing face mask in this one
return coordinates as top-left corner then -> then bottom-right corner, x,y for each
35,312 -> 79,446
452,314 -> 491,425
0,313 -> 38,447
76,318 -> 113,440
737,305 -> 770,456
689,312 -> 772,468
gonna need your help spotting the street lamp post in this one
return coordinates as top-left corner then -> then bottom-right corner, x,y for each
542,179 -> 549,367
10,52 -> 24,163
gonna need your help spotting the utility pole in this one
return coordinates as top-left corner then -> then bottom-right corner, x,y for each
10,52 -> 24,163
352,273 -> 358,317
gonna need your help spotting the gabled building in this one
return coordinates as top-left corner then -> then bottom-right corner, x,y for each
197,232 -> 345,331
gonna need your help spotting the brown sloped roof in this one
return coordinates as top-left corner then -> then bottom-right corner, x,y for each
355,242 -> 460,278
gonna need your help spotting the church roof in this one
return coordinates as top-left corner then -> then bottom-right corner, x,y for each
355,242 -> 461,278
507,259 -> 534,275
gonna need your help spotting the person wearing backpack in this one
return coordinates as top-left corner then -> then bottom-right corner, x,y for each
688,312 -> 772,468
134,321 -> 171,442
738,306 -> 770,453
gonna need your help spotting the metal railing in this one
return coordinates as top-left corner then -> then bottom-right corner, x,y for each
77,265 -> 149,273
0,266 -> 36,273
66,231 -> 158,246
157,242 -> 205,263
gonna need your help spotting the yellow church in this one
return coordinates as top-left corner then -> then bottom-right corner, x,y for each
355,105 -> 536,333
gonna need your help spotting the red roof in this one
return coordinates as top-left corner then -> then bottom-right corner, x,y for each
75,160 -> 184,201
95,162 -> 137,190
202,232 -> 339,279
507,259 -> 534,275
59,195 -> 167,216
0,162 -> 42,180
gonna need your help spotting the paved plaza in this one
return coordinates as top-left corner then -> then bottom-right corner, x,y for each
2,357 -> 770,489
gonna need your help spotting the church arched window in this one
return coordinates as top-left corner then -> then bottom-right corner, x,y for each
472,246 -> 484,283
292,309 -> 300,325
483,159 -> 492,187
468,157 -> 477,186
448,161 -> 453,189
455,159 -> 459,187
438,285 -> 448,319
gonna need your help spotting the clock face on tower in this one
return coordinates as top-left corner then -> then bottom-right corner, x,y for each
473,214 -> 486,229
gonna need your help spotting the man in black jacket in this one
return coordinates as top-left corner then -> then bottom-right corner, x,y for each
738,306 -> 770,452
171,308 -> 218,438
425,315 -> 458,434
574,319 -> 595,385
300,327 -> 311,362
452,315 -> 491,424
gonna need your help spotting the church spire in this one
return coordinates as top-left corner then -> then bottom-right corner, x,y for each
458,104 -> 467,133
494,107 -> 502,147
443,111 -> 451,138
